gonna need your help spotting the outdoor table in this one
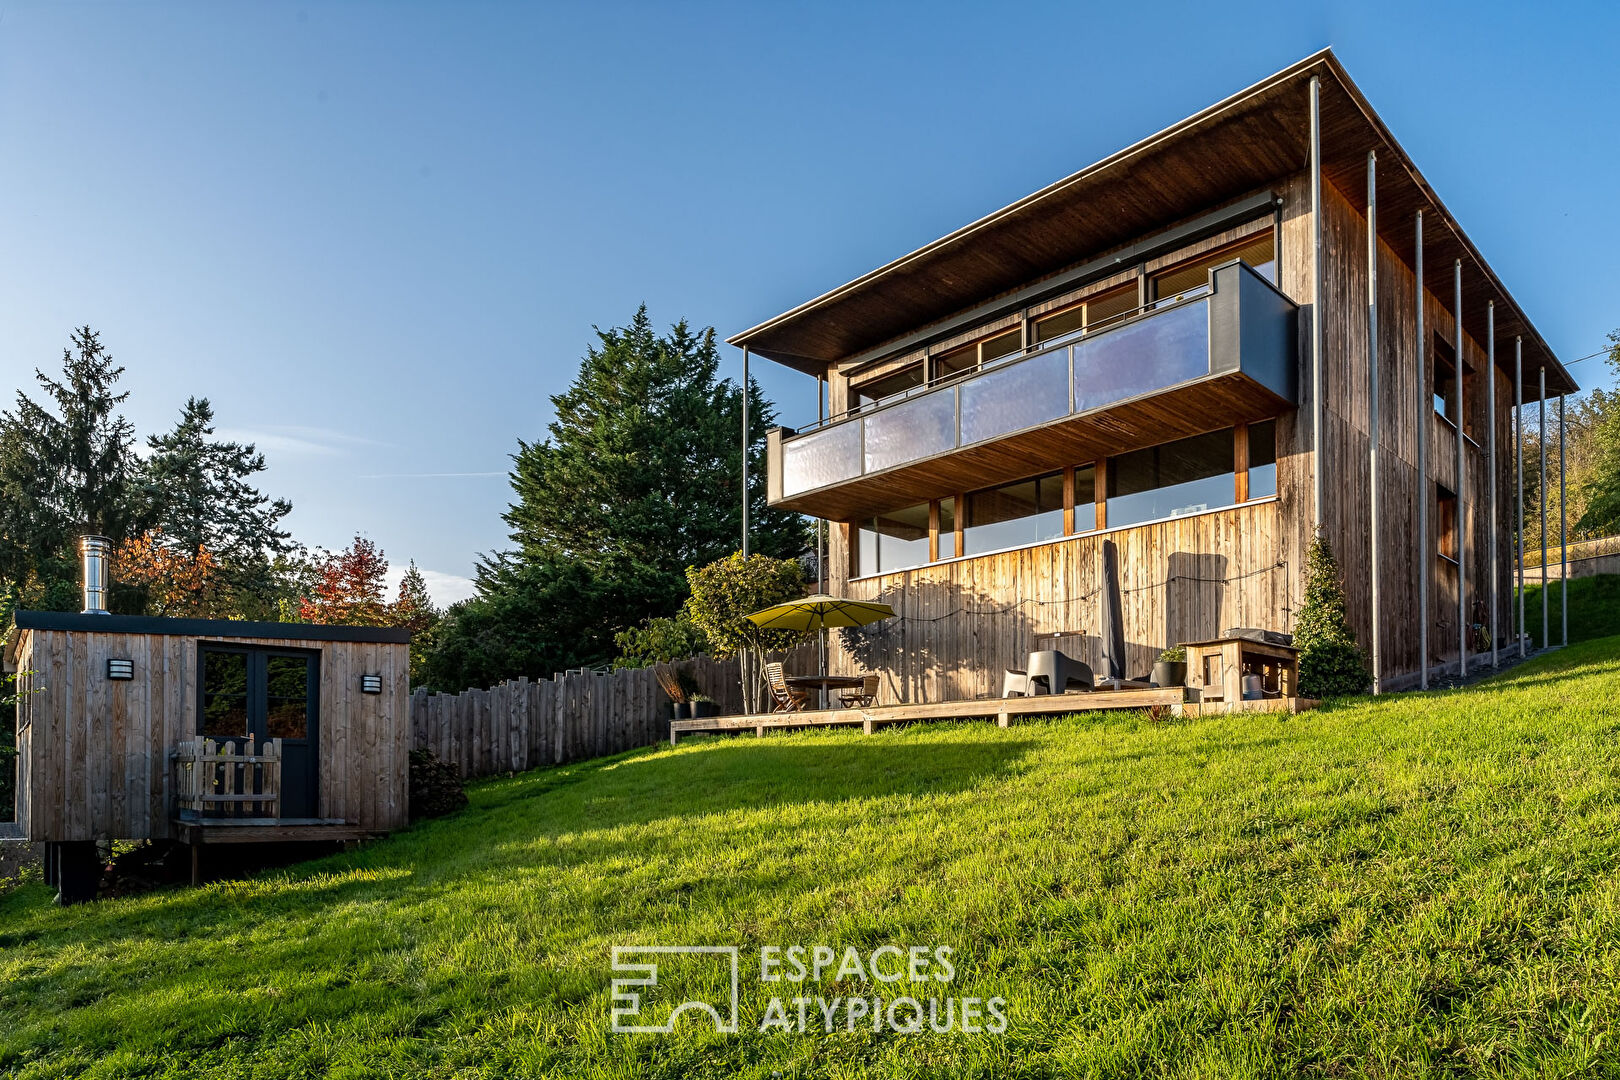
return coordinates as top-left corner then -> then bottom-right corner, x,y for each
1181,638 -> 1298,704
785,674 -> 865,710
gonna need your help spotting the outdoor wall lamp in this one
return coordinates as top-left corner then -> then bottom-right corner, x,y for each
106,658 -> 134,680
360,673 -> 382,694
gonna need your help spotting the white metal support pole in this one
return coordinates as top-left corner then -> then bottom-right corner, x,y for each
1454,261 -> 1466,678
1560,394 -> 1568,647
1486,301 -> 1497,667
1515,338 -> 1524,658
1415,213 -> 1429,689
741,346 -> 750,559
740,344 -> 751,713
817,373 -> 826,593
1310,75 -> 1324,532
1367,152 -> 1381,692
1540,366 -> 1548,649
818,372 -> 828,679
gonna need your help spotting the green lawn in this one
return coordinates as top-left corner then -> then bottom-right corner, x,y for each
5,641 -> 1620,1078
1520,573 -> 1620,647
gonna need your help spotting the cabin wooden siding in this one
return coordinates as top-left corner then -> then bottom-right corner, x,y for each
12,629 -> 409,843
810,165 -> 1526,697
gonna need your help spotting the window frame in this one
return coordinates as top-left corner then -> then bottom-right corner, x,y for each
834,214 -> 1282,414
846,422 -> 1282,579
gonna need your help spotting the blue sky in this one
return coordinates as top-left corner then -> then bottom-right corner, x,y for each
2,1 -> 1615,605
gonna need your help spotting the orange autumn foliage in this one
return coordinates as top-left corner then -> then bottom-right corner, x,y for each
114,531 -> 220,616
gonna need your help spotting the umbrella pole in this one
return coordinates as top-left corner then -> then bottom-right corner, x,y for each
820,626 -> 827,678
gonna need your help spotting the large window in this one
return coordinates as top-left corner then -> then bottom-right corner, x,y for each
1106,429 -> 1237,528
963,472 -> 1065,556
1151,233 -> 1276,308
1433,335 -> 1458,424
853,363 -> 925,411
848,423 -> 1279,577
1437,485 -> 1459,562
935,327 -> 1021,379
1248,420 -> 1277,499
857,503 -> 931,577
1073,463 -> 1097,533
1033,283 -> 1140,343
938,497 -> 958,559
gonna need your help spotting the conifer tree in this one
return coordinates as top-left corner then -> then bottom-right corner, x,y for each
1295,536 -> 1369,697
135,396 -> 294,616
422,307 -> 808,690
0,327 -> 139,610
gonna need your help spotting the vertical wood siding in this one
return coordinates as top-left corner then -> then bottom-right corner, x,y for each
815,169 -> 1521,696
16,629 -> 410,843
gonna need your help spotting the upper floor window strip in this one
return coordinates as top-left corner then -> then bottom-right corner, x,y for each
840,223 -> 1277,418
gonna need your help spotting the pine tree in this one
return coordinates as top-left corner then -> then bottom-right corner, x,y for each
135,397 -> 294,616
1295,536 -> 1369,697
390,561 -> 441,686
423,308 -> 808,690
503,306 -> 804,621
0,327 -> 139,610
391,562 -> 439,633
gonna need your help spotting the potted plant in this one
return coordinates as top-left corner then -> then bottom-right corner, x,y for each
688,693 -> 719,719
1152,646 -> 1187,689
656,666 -> 701,720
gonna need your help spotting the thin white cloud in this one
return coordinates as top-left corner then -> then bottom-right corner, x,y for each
218,424 -> 394,458
356,471 -> 505,479
385,565 -> 478,608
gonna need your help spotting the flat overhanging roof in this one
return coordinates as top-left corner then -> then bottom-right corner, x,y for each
729,49 -> 1576,396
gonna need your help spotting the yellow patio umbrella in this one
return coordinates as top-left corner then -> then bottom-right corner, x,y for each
746,594 -> 896,679
745,594 -> 896,632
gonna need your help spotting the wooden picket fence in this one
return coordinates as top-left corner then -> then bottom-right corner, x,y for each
172,737 -> 282,819
409,654 -> 762,781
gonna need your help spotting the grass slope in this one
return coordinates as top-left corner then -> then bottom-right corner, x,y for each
1521,573 -> 1620,646
4,641 -> 1620,1078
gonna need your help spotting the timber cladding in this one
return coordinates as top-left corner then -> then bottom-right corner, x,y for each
405,652 -> 804,781
829,502 -> 1288,705
11,627 -> 409,843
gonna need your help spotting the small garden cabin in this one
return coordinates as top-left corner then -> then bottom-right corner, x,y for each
4,541 -> 410,898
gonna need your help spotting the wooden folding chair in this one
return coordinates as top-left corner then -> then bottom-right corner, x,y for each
765,661 -> 809,713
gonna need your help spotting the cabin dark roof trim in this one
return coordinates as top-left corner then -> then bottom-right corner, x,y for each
11,610 -> 412,644
730,48 -> 1574,395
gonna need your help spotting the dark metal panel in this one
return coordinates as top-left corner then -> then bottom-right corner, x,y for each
11,610 -> 412,644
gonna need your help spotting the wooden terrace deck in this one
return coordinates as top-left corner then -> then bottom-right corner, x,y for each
669,687 -> 1318,743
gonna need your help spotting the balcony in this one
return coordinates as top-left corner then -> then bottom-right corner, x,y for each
767,260 -> 1298,521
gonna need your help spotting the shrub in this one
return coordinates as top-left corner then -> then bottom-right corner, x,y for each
1295,536 -> 1369,698
1157,646 -> 1186,664
685,552 -> 806,713
614,610 -> 709,668
408,749 -> 468,822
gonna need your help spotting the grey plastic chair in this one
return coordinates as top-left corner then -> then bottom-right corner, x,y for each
1025,650 -> 1094,695
1001,669 -> 1030,697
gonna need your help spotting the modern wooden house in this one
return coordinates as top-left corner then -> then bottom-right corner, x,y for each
4,537 -> 410,899
739,50 -> 1577,704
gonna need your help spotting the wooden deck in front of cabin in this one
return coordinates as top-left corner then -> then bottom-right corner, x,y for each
669,687 -> 1318,743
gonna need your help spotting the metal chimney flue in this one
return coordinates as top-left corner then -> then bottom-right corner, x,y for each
79,534 -> 111,614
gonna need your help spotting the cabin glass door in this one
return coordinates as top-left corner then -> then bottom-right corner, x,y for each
199,646 -> 320,819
